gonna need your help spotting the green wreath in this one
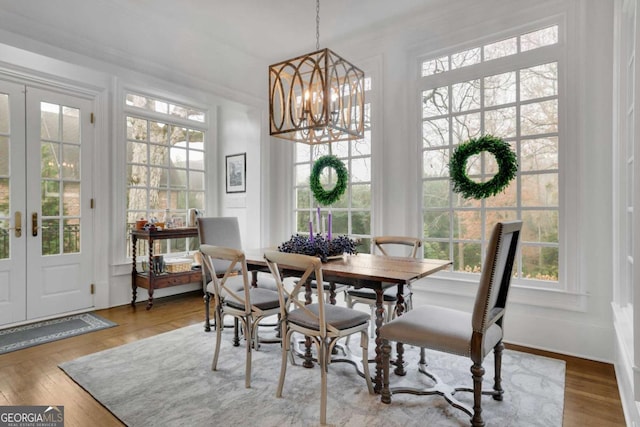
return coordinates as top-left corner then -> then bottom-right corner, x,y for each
310,155 -> 348,205
449,135 -> 518,200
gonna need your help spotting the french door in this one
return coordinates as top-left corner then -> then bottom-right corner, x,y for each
0,80 -> 94,326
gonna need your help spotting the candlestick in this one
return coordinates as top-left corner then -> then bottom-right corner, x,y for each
309,220 -> 314,242
322,215 -> 326,235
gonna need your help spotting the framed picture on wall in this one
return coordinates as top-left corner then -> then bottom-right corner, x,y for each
225,153 -> 246,193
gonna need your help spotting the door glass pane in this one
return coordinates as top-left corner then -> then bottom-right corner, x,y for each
42,218 -> 60,255
63,218 -> 80,254
62,144 -> 80,180
62,106 -> 80,143
41,181 -> 60,216
0,94 -> 9,134
0,137 -> 8,176
0,178 -> 8,217
62,182 -> 80,216
41,142 -> 60,179
0,220 -> 8,259
41,102 -> 60,139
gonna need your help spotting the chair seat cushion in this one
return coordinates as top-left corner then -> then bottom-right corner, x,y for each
225,287 -> 281,311
206,274 -> 245,296
348,285 -> 411,302
379,305 -> 502,358
288,304 -> 370,331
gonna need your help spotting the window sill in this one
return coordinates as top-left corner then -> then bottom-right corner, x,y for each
415,272 -> 589,312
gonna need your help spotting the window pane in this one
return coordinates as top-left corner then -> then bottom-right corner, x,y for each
522,210 -> 558,243
351,211 -> 371,235
521,173 -> 558,206
451,80 -> 481,113
423,149 -> 449,177
521,26 -> 558,52
485,107 -> 517,138
41,103 -> 59,140
451,47 -> 481,69
423,241 -> 450,261
127,117 -> 147,140
189,171 -> 205,190
520,62 -> 558,101
332,141 -> 349,158
295,164 -> 310,186
522,245 -> 558,281
149,121 -> 168,144
484,72 -> 516,107
422,87 -> 449,118
521,137 -> 558,171
452,113 -> 481,144
422,55 -> 449,77
484,37 -> 517,61
484,210 -> 519,239
484,180 -> 517,207
295,144 -> 310,163
453,210 -> 482,240
424,211 -> 450,238
453,241 -> 482,273
351,184 -> 371,208
296,187 -> 311,209
423,180 -> 450,209
350,158 -> 371,182
351,138 -> 371,156
423,118 -> 449,148
332,211 -> 348,235
296,211 -> 311,234
521,100 -> 558,136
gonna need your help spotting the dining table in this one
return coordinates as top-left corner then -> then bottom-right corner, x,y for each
243,248 -> 452,393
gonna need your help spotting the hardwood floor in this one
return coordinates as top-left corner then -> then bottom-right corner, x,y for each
0,291 -> 626,426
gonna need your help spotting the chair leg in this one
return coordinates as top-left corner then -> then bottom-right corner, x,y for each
493,341 -> 504,401
381,339 -> 392,404
319,341 -> 328,426
276,329 -> 292,397
360,330 -> 374,394
471,362 -> 486,427
211,310 -> 223,371
244,317 -> 252,388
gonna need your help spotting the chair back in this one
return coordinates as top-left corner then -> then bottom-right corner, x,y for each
198,217 -> 242,274
200,244 -> 251,314
264,250 -> 336,336
471,221 -> 522,334
372,236 -> 422,258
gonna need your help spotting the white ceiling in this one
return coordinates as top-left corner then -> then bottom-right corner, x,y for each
0,0 -> 438,65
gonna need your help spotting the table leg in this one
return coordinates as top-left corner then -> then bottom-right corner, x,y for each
131,235 -> 138,306
146,242 -> 154,310
374,287 -> 384,393
394,283 -> 407,376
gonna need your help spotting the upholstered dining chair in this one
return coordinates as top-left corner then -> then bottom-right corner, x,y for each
200,244 -> 281,388
379,220 -> 522,427
263,250 -> 374,426
346,236 -> 422,337
198,217 -> 278,332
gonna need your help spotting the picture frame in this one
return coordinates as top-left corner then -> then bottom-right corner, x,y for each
225,153 -> 246,193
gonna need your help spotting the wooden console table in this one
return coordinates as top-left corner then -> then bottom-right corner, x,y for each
131,227 -> 202,310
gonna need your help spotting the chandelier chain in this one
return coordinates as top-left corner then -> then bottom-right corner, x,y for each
316,0 -> 320,50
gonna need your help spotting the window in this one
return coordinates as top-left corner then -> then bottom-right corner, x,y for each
421,25 -> 560,283
125,92 -> 206,256
293,79 -> 373,252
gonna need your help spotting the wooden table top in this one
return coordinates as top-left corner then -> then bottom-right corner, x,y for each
244,249 -> 451,286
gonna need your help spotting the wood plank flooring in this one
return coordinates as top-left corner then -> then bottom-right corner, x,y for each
0,292 -> 626,426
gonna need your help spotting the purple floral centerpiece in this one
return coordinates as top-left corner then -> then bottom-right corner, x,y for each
278,234 -> 357,262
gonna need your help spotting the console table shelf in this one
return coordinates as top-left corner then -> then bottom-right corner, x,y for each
131,227 -> 202,310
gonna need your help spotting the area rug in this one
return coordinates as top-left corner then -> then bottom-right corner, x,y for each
59,324 -> 564,427
0,313 -> 117,355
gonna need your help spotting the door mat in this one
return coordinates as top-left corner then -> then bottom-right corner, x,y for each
0,313 -> 117,355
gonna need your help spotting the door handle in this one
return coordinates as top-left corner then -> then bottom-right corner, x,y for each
32,212 -> 38,237
8,211 -> 22,237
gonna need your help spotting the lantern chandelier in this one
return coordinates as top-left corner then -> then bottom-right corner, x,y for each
268,0 -> 365,145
